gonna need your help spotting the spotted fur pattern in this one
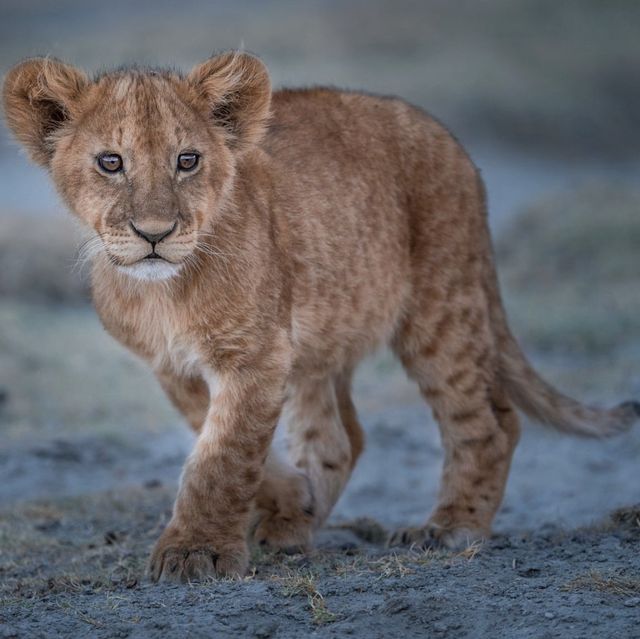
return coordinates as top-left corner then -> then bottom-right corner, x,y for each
4,53 -> 638,583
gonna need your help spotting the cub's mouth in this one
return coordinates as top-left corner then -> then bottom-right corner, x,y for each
118,255 -> 183,281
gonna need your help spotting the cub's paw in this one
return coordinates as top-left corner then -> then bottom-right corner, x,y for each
388,523 -> 486,552
252,509 -> 314,554
149,526 -> 248,583
252,469 -> 315,554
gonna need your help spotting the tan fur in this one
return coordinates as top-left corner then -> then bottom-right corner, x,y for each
4,53 -> 638,583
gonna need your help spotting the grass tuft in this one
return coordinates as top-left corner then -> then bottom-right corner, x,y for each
277,570 -> 337,625
563,570 -> 640,596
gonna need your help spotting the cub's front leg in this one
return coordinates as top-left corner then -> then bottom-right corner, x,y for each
149,354 -> 288,583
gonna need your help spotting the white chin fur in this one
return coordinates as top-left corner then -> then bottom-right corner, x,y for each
117,260 -> 182,281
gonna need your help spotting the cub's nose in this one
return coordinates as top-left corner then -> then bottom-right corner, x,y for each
129,221 -> 177,245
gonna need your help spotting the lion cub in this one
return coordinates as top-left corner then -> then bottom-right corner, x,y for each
4,52 -> 637,582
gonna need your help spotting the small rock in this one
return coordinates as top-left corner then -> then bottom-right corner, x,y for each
623,597 -> 640,607
254,621 -> 278,638
490,536 -> 512,550
34,519 -> 61,532
433,622 -> 448,633
382,596 -> 410,614
31,439 -> 82,462
104,530 -> 127,545
290,556 -> 311,570
518,567 -> 542,578
544,612 -> 555,619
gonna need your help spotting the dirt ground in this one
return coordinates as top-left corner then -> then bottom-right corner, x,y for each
1,369 -> 640,639
1,486 -> 639,638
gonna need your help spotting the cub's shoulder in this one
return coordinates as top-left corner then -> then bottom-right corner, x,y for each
267,87 -> 437,154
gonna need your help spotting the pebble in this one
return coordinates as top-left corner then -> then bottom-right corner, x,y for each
544,612 -> 555,619
254,622 -> 278,638
623,597 -> 640,607
382,596 -> 410,614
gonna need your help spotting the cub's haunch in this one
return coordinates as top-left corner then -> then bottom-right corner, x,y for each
4,52 -> 638,583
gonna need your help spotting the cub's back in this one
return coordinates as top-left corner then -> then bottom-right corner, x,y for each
267,87 -> 425,183
262,89 -> 427,370
262,88 -> 484,372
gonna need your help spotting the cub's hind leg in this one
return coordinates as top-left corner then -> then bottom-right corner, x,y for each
252,371 -> 364,551
390,298 -> 520,550
251,449 -> 316,553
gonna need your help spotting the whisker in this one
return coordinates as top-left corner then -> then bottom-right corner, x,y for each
72,235 -> 105,276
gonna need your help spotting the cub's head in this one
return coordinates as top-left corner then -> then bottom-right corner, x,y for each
2,52 -> 271,281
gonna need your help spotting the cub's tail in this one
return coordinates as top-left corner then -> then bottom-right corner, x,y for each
476,173 -> 637,438
498,330 -> 639,437
482,247 -> 638,437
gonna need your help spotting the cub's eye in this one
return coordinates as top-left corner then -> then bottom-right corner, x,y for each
177,152 -> 199,172
97,153 -> 123,173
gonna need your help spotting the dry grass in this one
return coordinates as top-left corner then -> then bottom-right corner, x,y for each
277,570 -> 336,625
57,600 -> 107,629
371,552 -> 423,579
610,505 -> 640,531
334,546 -> 450,580
456,539 -> 483,561
563,570 -> 640,597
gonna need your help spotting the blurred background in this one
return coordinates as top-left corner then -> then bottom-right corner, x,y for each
0,0 -> 639,534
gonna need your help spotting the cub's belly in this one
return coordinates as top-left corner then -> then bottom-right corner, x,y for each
290,260 -> 411,374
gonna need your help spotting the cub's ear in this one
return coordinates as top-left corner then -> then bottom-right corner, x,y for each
2,57 -> 88,166
187,52 -> 271,151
